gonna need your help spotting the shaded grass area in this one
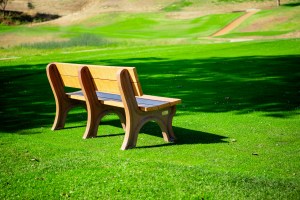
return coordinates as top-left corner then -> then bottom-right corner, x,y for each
1,40 -> 299,132
0,39 -> 300,199
1,39 -> 300,131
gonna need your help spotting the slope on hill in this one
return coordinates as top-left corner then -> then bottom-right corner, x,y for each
6,0 -> 175,16
6,0 -> 91,15
6,0 -> 293,21
226,3 -> 300,39
1,0 -> 299,48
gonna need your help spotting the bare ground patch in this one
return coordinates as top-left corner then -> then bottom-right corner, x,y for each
6,0 -> 295,24
212,10 -> 259,37
245,30 -> 300,39
2,0 -> 299,47
240,15 -> 290,32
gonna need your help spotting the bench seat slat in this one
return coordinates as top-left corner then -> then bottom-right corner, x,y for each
67,91 -> 180,111
140,95 -> 182,106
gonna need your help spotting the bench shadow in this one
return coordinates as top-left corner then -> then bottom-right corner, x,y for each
97,133 -> 124,138
63,125 -> 86,130
93,120 -> 227,148
173,126 -> 228,145
137,123 -> 227,149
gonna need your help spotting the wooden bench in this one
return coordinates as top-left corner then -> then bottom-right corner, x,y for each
47,62 -> 181,150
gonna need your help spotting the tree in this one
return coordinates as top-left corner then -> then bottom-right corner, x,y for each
28,2 -> 34,10
276,0 -> 281,6
0,0 -> 9,17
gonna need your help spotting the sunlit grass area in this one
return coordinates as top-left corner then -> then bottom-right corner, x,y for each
1,4 -> 299,48
224,4 -> 300,37
1,11 -> 243,47
1,0 -> 300,198
1,38 -> 300,199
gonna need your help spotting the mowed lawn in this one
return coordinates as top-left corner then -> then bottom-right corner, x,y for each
1,2 -> 300,198
0,38 -> 299,199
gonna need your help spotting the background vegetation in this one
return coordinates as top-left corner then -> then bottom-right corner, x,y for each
0,0 -> 299,199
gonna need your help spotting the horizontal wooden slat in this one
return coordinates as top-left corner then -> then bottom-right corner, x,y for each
87,65 -> 143,96
93,79 -> 119,94
140,95 -> 182,106
53,62 -> 143,96
87,65 -> 138,82
55,63 -> 81,76
66,91 -> 181,112
61,75 -> 81,88
93,79 -> 142,96
136,98 -> 168,111
67,93 -> 85,101
100,100 -> 124,108
55,62 -> 138,81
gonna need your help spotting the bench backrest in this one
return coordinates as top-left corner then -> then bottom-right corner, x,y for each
52,62 -> 143,96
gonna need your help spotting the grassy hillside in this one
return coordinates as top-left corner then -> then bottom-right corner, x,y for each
0,1 -> 300,199
0,38 -> 300,199
0,11 -> 244,47
224,4 -> 300,37
4,0 -> 284,14
1,1 -> 300,48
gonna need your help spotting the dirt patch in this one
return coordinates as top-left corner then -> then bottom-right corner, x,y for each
240,15 -> 290,32
244,30 -> 300,39
280,30 -> 300,38
5,0 -> 295,24
166,1 -> 294,19
166,11 -> 210,19
6,0 -> 89,16
212,9 -> 259,37
46,0 -> 175,25
2,0 -> 299,47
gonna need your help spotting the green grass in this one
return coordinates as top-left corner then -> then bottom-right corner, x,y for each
69,12 -> 242,39
1,4 -> 298,46
1,38 -> 300,199
217,0 -> 266,2
163,0 -> 193,12
20,34 -> 111,49
0,2 -> 300,198
0,11 -> 242,46
225,4 -> 300,37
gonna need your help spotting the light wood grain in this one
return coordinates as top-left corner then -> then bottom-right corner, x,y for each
47,62 -> 181,150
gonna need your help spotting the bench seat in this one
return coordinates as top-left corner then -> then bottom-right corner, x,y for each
67,91 -> 181,112
47,62 -> 181,150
